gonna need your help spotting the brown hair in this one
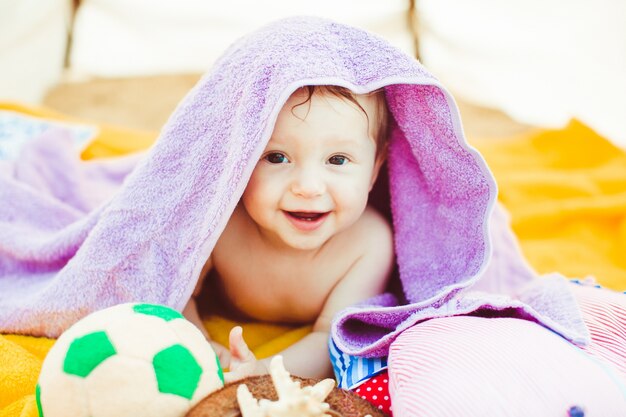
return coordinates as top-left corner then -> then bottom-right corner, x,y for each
293,85 -> 390,161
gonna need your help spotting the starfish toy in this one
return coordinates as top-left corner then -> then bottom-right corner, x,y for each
236,356 -> 371,417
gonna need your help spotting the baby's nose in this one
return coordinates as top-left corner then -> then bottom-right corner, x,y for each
291,168 -> 325,198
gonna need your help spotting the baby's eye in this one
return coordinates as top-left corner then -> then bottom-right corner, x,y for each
264,152 -> 289,164
328,155 -> 349,166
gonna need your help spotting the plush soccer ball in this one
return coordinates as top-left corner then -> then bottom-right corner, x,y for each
36,303 -> 224,417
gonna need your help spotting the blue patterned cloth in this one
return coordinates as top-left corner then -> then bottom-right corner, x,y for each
0,111 -> 95,160
329,339 -> 387,389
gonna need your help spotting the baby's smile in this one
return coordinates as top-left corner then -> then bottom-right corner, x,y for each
282,210 -> 330,231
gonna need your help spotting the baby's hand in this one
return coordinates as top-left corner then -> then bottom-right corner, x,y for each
210,340 -> 232,370
224,326 -> 267,383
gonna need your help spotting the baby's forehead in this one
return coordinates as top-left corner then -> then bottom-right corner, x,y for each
283,88 -> 382,126
287,87 -> 380,109
268,133 -> 369,149
266,86 -> 388,156
272,97 -> 377,145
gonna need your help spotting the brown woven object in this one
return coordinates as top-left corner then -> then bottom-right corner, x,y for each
187,375 -> 387,417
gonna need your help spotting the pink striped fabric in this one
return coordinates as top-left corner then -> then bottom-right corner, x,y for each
572,285 -> 626,378
388,285 -> 626,417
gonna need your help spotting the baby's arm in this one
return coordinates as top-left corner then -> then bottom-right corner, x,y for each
284,213 -> 394,378
182,256 -> 231,366
226,211 -> 394,381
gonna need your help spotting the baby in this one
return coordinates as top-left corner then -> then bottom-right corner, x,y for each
183,85 -> 395,382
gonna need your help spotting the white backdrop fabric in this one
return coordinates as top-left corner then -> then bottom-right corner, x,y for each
69,0 -> 414,76
0,0 -> 70,103
418,0 -> 626,148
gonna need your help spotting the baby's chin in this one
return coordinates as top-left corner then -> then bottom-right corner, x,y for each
280,219 -> 361,252
280,234 -> 332,252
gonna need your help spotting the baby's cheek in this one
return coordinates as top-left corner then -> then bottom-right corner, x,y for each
240,190 -> 270,226
347,184 -> 371,209
242,173 -> 276,210
334,189 -> 369,225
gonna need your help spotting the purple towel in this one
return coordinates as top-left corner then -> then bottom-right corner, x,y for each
0,17 -> 589,351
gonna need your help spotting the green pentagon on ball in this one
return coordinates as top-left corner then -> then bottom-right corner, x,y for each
35,384 -> 43,417
153,344 -> 202,399
133,303 -> 184,322
63,331 -> 117,378
215,353 -> 224,385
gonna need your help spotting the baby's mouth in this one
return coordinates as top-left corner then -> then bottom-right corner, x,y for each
283,211 -> 330,231
286,211 -> 327,221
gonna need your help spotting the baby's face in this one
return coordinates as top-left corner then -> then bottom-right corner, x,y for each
241,90 -> 382,251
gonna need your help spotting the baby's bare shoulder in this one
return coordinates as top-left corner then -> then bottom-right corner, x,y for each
312,207 -> 394,331
349,206 -> 393,248
319,206 -> 391,264
326,206 -> 394,279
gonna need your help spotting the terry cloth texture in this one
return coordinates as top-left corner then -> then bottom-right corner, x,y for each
0,17 -> 587,354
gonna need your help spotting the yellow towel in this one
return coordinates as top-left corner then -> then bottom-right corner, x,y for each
0,319 -> 307,417
1,102 -> 624,417
472,120 -> 626,291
